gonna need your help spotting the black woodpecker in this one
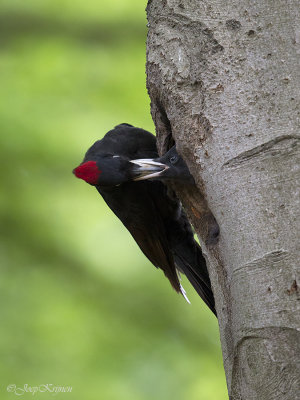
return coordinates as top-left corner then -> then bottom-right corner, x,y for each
73,123 -> 216,315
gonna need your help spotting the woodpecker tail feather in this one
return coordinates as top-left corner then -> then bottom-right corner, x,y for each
173,242 -> 216,315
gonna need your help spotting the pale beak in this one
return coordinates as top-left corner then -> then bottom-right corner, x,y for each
130,159 -> 169,181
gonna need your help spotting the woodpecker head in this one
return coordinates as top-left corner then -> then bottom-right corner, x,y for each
73,134 -> 193,187
73,153 -> 167,187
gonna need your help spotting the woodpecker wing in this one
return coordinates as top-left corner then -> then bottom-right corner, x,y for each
97,181 -> 182,294
150,186 -> 216,314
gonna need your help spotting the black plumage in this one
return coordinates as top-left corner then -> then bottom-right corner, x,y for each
73,123 -> 216,315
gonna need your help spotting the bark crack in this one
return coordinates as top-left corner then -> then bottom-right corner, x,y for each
223,135 -> 300,169
231,249 -> 288,277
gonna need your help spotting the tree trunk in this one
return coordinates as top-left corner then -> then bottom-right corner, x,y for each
146,1 -> 300,398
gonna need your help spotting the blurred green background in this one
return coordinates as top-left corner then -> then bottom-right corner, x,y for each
0,0 -> 227,399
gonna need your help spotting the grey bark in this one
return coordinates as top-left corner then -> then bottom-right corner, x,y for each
146,1 -> 300,399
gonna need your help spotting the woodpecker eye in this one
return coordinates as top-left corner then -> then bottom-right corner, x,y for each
170,155 -> 178,164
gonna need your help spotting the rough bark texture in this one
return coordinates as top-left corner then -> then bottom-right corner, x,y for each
146,1 -> 300,399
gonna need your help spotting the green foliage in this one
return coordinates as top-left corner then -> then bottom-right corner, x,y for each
0,1 -> 227,399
